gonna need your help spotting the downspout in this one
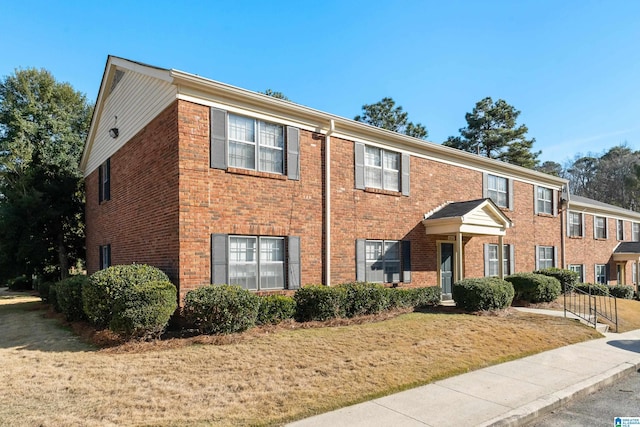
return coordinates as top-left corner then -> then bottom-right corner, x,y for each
325,120 -> 335,286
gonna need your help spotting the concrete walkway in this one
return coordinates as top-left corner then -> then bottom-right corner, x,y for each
288,309 -> 640,427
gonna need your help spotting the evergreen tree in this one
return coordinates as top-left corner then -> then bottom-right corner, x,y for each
355,97 -> 428,139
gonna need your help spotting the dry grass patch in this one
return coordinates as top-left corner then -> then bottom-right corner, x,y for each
0,299 -> 601,426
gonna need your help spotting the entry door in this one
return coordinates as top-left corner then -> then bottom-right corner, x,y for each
440,243 -> 454,299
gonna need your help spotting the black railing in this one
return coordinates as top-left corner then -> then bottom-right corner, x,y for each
563,284 -> 618,333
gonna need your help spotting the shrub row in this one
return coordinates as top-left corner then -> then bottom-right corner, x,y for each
505,272 -> 561,303
534,267 -> 579,292
609,284 -> 635,299
182,283 -> 441,334
41,265 -> 178,340
452,277 -> 514,311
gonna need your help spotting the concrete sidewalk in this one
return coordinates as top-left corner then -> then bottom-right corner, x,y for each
288,311 -> 640,427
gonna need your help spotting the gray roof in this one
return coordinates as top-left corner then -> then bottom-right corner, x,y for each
614,242 -> 640,254
570,195 -> 631,211
427,199 -> 489,220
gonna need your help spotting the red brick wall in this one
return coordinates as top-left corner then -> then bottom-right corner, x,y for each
85,102 -> 180,282
176,101 -> 324,300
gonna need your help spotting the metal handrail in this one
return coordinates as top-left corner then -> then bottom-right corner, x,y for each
563,283 -> 618,333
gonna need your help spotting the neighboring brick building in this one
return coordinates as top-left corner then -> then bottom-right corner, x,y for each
80,56 -> 640,302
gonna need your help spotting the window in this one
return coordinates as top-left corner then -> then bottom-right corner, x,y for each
228,236 -> 285,291
356,239 -> 410,283
354,143 -> 409,195
633,223 -> 640,241
98,158 -> 110,203
487,174 -> 509,208
210,108 -> 300,180
595,264 -> 607,284
537,246 -> 555,270
536,186 -> 553,215
617,219 -> 625,240
211,234 -> 300,291
485,244 -> 513,277
568,212 -> 583,237
633,262 -> 637,285
568,264 -> 583,283
99,244 -> 111,270
364,146 -> 400,191
595,216 -> 607,239
228,114 -> 284,174
365,240 -> 401,283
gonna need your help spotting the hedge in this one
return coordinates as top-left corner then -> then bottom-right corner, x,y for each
574,283 -> 609,296
294,285 -> 347,322
110,280 -> 177,339
183,285 -> 260,334
452,277 -> 514,311
338,282 -> 390,317
609,285 -> 635,299
55,275 -> 89,321
83,264 -> 170,328
505,272 -> 561,303
7,275 -> 32,291
257,295 -> 296,325
534,267 -> 579,292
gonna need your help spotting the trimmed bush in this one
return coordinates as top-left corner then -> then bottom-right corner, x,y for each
38,281 -> 55,303
505,273 -> 561,303
83,264 -> 170,328
294,285 -> 347,322
609,285 -> 635,299
110,280 -> 178,339
338,282 -> 389,317
183,285 -> 260,334
452,277 -> 514,311
386,288 -> 415,309
7,275 -> 32,291
534,268 -> 579,292
574,283 -> 609,296
56,275 -> 88,321
257,295 -> 296,325
407,286 -> 442,308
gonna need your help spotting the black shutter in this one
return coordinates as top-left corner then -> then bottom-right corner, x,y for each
99,245 -> 103,270
287,236 -> 301,289
287,127 -> 300,180
98,163 -> 103,203
104,158 -> 111,201
354,142 -> 365,189
356,239 -> 366,281
402,240 -> 411,283
401,153 -> 410,196
210,108 -> 228,169
211,234 -> 228,284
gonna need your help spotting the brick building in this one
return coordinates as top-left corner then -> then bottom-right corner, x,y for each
80,56 -> 640,302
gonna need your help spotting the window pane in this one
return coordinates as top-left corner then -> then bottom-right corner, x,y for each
383,151 -> 399,171
229,115 -> 255,142
229,263 -> 257,290
260,238 -> 284,262
383,170 -> 399,191
260,263 -> 284,289
229,141 -> 256,169
258,121 -> 283,148
365,146 -> 381,167
365,241 -> 383,261
365,166 -> 382,188
384,241 -> 400,260
230,237 -> 256,262
229,237 -> 257,290
384,260 -> 400,283
259,146 -> 283,174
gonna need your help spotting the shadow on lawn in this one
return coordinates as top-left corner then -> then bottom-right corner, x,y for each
0,299 -> 94,353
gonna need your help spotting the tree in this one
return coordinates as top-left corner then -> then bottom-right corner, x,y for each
443,97 -> 540,168
262,89 -> 289,101
535,160 -> 563,177
354,97 -> 428,139
0,68 -> 92,283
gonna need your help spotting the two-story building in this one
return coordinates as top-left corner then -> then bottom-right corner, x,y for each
81,56 -> 640,302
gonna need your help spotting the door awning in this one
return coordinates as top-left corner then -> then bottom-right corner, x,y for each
613,242 -> 640,261
422,198 -> 512,236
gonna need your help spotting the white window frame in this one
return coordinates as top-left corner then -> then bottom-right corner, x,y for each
487,174 -> 509,208
568,264 -> 583,283
486,244 -> 511,277
99,244 -> 111,270
364,146 -> 400,191
595,264 -> 607,284
228,114 -> 284,174
365,239 -> 401,283
633,262 -> 638,285
228,235 -> 285,291
617,219 -> 625,241
538,246 -> 554,270
536,186 -> 553,215
568,212 -> 583,237
595,216 -> 607,239
633,223 -> 640,241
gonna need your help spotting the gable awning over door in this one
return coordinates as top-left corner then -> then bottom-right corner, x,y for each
422,198 -> 512,236
613,242 -> 640,261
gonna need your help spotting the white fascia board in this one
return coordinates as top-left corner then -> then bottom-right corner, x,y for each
568,201 -> 640,221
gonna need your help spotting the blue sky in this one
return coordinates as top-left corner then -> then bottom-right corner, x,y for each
2,0 -> 639,165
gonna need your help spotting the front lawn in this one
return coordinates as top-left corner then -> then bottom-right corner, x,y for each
0,295 -> 602,426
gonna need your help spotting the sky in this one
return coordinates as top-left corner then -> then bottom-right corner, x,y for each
2,0 -> 640,165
